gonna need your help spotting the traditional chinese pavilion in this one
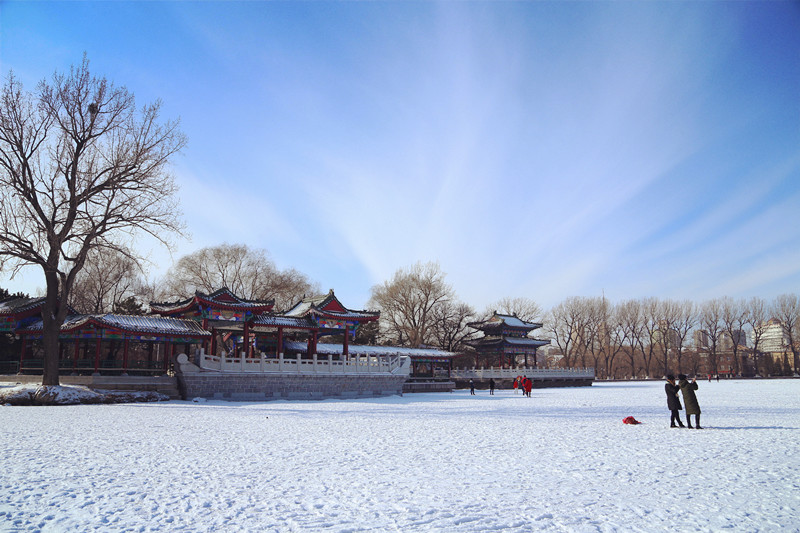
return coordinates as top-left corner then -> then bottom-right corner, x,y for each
4,288 -> 459,399
12,305 -> 209,375
280,290 -> 380,356
0,297 -> 57,333
467,312 -> 550,368
150,288 -> 275,357
150,288 -> 379,360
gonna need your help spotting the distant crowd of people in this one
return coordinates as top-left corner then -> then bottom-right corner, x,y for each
468,376 -> 533,397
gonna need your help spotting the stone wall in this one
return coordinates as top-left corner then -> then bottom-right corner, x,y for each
178,371 -> 408,401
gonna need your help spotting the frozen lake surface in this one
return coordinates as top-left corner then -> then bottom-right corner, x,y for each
2,379 -> 799,532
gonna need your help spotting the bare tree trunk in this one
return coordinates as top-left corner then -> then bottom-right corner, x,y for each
41,326 -> 60,386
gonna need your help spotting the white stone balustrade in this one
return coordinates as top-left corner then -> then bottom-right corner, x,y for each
194,348 -> 408,375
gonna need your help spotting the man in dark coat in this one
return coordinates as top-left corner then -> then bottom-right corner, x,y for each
665,374 -> 684,428
678,374 -> 702,429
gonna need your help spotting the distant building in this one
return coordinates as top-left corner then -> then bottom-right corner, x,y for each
754,318 -> 790,354
466,312 -> 549,368
652,322 -> 680,348
693,330 -> 710,350
720,330 -> 748,351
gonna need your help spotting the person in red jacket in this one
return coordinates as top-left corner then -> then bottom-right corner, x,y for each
523,376 -> 532,397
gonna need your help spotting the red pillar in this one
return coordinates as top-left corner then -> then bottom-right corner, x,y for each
19,335 -> 26,369
211,328 -> 217,356
93,336 -> 101,374
122,338 -> 130,372
73,338 -> 80,372
343,325 -> 349,357
202,318 -> 210,353
164,341 -> 172,372
276,327 -> 283,356
243,321 -> 250,359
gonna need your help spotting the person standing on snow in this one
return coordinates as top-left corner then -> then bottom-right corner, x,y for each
523,376 -> 532,397
489,378 -> 495,395
469,379 -> 475,395
678,374 -> 702,429
665,374 -> 684,428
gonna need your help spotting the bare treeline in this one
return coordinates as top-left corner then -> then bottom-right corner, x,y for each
546,295 -> 799,378
368,264 -> 800,378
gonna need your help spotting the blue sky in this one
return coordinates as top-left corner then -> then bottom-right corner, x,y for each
1,1 -> 799,310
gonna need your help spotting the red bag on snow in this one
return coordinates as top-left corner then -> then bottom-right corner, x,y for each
622,416 -> 642,425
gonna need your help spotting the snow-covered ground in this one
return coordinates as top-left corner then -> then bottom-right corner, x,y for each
2,379 -> 799,532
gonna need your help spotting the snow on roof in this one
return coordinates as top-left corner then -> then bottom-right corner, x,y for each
502,337 -> 550,347
21,314 -> 210,336
283,300 -> 313,317
468,312 -> 543,331
150,288 -> 274,314
496,314 -> 542,329
0,297 -> 46,315
252,315 -> 317,328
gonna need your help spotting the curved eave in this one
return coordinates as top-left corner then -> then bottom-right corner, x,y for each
310,309 -> 380,322
467,337 -> 549,348
19,315 -> 211,338
194,296 -> 274,313
251,316 -> 318,330
149,299 -> 198,316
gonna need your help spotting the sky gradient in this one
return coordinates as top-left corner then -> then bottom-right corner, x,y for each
2,1 -> 799,311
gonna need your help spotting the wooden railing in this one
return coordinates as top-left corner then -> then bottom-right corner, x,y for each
196,349 -> 409,375
451,366 -> 595,380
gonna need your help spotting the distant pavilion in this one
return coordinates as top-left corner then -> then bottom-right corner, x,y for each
467,312 -> 550,368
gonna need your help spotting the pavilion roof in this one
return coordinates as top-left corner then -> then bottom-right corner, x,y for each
150,288 -> 274,315
20,314 -> 211,337
0,297 -> 45,315
0,297 -> 77,317
283,290 -> 379,322
467,336 -> 550,348
468,312 -> 543,332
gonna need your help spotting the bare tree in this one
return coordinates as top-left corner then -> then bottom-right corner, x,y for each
720,297 -> 749,376
547,297 -> 583,368
430,300 -> 477,352
698,299 -> 724,377
0,58 -> 185,385
637,297 -> 661,378
581,297 -> 607,377
161,243 -> 319,311
604,302 -> 632,379
70,247 -> 145,313
617,299 -> 645,378
747,297 -> 768,376
673,300 -> 696,374
654,299 -> 680,377
369,261 -> 454,348
772,293 -> 799,375
484,296 -> 543,322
